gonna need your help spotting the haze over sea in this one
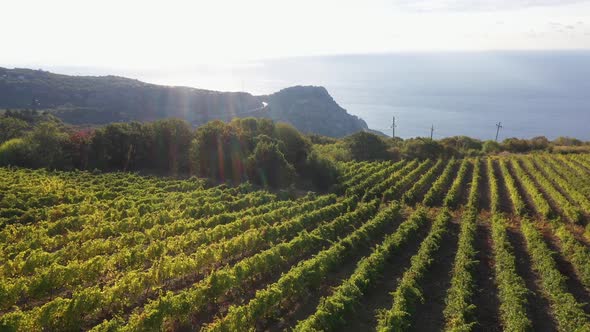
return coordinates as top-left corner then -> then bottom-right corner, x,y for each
51,51 -> 590,140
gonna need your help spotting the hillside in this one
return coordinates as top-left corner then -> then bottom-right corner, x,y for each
1,154 -> 590,331
0,67 -> 370,137
262,86 -> 369,138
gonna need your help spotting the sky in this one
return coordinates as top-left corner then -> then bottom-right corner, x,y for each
1,0 -> 590,69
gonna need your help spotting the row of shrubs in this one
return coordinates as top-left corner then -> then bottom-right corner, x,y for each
313,131 -> 590,162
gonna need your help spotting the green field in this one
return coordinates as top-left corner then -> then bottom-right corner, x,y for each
1,154 -> 590,331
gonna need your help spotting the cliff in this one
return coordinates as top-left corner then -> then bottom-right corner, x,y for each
261,86 -> 368,137
0,67 -> 371,137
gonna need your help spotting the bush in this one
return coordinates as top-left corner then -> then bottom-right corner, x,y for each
402,138 -> 447,160
247,136 -> 296,188
190,120 -> 246,182
501,137 -> 550,153
312,142 -> 352,162
0,117 -> 29,144
502,138 -> 530,153
150,119 -> 193,175
552,136 -> 583,146
308,134 -> 338,145
273,123 -> 311,169
188,119 -> 336,189
0,121 -> 70,169
482,140 -> 501,154
28,122 -> 70,169
529,136 -> 550,151
0,138 -> 32,166
440,136 -> 482,152
345,132 -> 389,161
299,151 -> 340,191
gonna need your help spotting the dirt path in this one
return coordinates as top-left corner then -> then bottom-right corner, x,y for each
340,218 -> 433,331
519,158 -> 581,224
531,158 -> 590,227
505,161 -> 539,217
479,159 -> 491,212
267,214 -> 404,331
569,157 -> 590,174
430,162 -> 461,207
506,221 -> 558,332
498,160 -> 590,250
409,220 -> 461,332
412,162 -> 448,205
537,225 -> 590,315
472,218 -> 502,331
492,159 -> 513,215
190,211 -> 376,329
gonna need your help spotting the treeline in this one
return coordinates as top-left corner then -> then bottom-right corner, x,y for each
313,131 -> 590,162
2,111 -> 589,188
0,113 -> 338,190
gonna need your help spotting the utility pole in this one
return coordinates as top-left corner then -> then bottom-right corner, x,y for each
430,124 -> 434,140
495,122 -> 503,142
391,116 -> 397,138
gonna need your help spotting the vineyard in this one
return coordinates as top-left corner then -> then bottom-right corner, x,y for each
1,154 -> 590,331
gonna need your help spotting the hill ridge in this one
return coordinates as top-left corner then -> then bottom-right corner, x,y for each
0,67 -> 372,137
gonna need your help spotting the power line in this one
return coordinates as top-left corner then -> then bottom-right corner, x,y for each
495,122 -> 503,142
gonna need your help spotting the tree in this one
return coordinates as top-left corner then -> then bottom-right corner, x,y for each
247,136 -> 295,188
273,122 -> 311,169
482,140 -> 501,154
0,117 -> 29,144
402,138 -> 446,160
27,122 -> 69,168
440,136 -> 483,153
529,136 -> 550,151
299,150 -> 339,191
66,130 -> 94,170
232,117 -> 274,139
0,138 -> 32,166
553,136 -> 583,146
191,120 -> 246,182
90,122 -> 149,171
150,119 -> 193,174
345,132 -> 389,161
502,138 -> 531,153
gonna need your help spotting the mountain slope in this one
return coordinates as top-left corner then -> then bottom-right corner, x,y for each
0,67 -> 371,137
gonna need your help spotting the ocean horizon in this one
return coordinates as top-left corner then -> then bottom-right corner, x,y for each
39,50 -> 590,140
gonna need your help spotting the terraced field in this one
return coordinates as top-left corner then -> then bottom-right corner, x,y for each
1,154 -> 590,331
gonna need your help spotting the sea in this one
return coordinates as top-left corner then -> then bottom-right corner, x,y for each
49,51 -> 590,140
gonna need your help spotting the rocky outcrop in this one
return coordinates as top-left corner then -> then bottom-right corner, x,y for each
262,86 -> 368,137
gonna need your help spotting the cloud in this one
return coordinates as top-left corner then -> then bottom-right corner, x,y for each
392,0 -> 590,12
547,21 -> 582,33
